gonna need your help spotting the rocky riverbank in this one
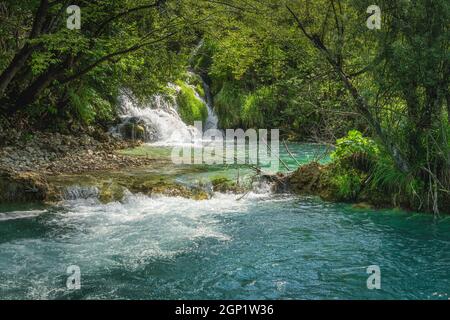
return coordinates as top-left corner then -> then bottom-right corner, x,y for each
0,129 -> 166,175
0,128 -> 177,203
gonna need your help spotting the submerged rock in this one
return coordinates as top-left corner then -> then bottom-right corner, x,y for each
211,177 -> 246,193
129,179 -> 210,200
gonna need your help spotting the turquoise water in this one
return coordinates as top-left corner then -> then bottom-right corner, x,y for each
0,144 -> 449,300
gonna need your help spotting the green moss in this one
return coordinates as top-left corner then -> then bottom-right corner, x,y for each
195,84 -> 205,99
175,80 -> 208,125
117,145 -> 172,160
99,183 -> 126,203
211,176 -> 246,193
130,179 -> 210,200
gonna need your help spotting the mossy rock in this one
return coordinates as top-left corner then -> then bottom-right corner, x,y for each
121,123 -> 146,140
211,176 -> 245,193
0,170 -> 49,202
195,84 -> 205,99
185,73 -> 206,99
288,162 -> 324,194
175,81 -> 208,125
129,179 -> 209,200
99,182 -> 127,203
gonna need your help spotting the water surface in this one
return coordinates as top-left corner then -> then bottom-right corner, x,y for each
0,144 -> 449,300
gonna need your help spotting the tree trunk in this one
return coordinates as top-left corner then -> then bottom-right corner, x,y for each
0,46 -> 34,97
286,5 -> 410,173
0,0 -> 49,97
12,66 -> 62,112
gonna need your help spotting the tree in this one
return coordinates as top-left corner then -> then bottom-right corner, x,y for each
0,0 -> 195,124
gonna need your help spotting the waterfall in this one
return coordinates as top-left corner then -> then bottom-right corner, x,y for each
116,90 -> 200,146
189,71 -> 218,131
112,77 -> 219,146
62,185 -> 100,200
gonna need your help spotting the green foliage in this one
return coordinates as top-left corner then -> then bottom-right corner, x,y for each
368,153 -> 423,203
329,131 -> 426,208
213,82 -> 245,128
190,1 -> 359,139
241,86 -> 276,128
68,87 -> 114,125
30,51 -> 60,76
184,72 -> 206,98
331,130 -> 379,163
330,169 -> 364,201
191,39 -> 215,75
175,81 -> 208,125
195,84 -> 205,99
0,0 -> 194,128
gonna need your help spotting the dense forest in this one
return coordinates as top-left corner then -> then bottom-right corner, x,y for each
0,0 -> 449,213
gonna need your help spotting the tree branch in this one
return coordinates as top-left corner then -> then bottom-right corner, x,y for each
94,1 -> 162,36
286,4 -> 410,172
60,31 -> 177,85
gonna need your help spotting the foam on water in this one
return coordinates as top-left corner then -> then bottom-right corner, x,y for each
113,78 -> 219,147
1,190 -> 276,299
0,210 -> 47,221
116,92 -> 202,146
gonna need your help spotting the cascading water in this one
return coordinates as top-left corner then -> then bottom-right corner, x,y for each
62,185 -> 100,200
112,89 -> 200,146
189,71 -> 218,131
112,78 -> 218,146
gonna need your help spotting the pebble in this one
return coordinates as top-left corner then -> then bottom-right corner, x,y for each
0,130 -> 151,176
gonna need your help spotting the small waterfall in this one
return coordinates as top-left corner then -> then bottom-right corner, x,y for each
112,81 -> 218,146
112,88 -> 202,146
198,75 -> 218,131
62,185 -> 100,200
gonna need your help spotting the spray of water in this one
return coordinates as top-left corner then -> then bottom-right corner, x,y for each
112,79 -> 218,147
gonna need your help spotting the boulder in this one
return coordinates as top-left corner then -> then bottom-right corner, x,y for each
0,169 -> 49,202
288,162 -> 324,194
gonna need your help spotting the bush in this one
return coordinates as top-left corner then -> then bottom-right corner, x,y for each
241,86 -> 276,128
213,81 -> 245,128
332,130 -> 379,161
329,130 -> 426,208
68,87 -> 114,125
329,169 -> 365,201
331,130 -> 379,171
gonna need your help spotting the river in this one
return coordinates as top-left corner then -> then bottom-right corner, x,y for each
0,143 -> 449,300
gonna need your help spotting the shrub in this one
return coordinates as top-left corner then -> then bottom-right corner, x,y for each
331,130 -> 379,171
213,81 -> 244,128
332,130 -> 379,161
329,169 -> 365,201
241,86 -> 276,129
68,87 -> 114,125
